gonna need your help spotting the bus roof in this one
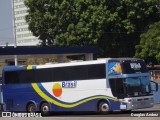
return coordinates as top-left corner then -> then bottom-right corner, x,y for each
37,58 -> 109,69
3,58 -> 143,71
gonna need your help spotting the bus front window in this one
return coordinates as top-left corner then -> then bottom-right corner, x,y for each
109,77 -> 151,99
140,77 -> 150,94
125,78 -> 141,96
124,77 -> 150,97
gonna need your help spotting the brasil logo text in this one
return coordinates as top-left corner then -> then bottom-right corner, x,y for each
62,81 -> 77,88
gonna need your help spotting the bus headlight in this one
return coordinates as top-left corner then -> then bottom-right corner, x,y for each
128,99 -> 133,102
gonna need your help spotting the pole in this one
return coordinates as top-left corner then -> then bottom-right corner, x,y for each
12,0 -> 18,66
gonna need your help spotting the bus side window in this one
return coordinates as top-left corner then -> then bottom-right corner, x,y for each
4,71 -> 19,84
109,78 -> 125,99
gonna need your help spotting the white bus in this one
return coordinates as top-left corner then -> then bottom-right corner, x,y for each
0,58 -> 158,115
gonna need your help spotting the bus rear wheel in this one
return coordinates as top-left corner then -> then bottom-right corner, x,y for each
98,101 -> 110,114
27,103 -> 36,113
40,103 -> 50,116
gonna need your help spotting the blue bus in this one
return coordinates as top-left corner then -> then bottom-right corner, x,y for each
0,58 -> 158,115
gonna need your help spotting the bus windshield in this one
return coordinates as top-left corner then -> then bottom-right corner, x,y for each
109,77 -> 151,99
124,77 -> 150,97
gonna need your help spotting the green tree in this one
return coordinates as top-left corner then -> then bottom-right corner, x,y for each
25,0 -> 108,46
25,0 -> 159,57
135,21 -> 160,63
98,0 -> 159,57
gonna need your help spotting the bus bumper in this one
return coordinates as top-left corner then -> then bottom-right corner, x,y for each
127,101 -> 154,110
122,96 -> 154,110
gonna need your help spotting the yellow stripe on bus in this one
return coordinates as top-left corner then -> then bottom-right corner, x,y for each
31,83 -> 118,108
27,66 -> 32,70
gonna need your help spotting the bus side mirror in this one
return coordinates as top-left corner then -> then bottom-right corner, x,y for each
150,81 -> 158,92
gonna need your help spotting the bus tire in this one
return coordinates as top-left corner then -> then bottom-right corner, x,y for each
40,102 -> 50,116
98,101 -> 110,114
27,103 -> 36,113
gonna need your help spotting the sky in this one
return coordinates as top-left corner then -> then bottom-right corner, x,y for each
0,0 -> 13,46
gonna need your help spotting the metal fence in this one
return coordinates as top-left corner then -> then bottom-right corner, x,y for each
149,70 -> 160,104
149,70 -> 160,83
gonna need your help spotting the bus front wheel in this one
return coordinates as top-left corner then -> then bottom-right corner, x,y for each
98,101 -> 110,114
27,103 -> 36,113
40,102 -> 50,116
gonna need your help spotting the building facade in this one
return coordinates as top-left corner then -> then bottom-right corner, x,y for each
13,0 -> 39,46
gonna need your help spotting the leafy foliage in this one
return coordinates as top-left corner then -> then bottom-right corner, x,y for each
25,0 -> 159,57
135,21 -> 160,62
25,0 -> 108,46
98,0 -> 159,57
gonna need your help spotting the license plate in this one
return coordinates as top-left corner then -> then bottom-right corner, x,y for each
120,105 -> 127,109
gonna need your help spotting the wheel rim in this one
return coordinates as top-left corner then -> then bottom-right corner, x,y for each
28,105 -> 35,112
101,103 -> 109,112
42,105 -> 49,112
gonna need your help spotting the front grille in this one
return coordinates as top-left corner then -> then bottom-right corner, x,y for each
137,99 -> 143,101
